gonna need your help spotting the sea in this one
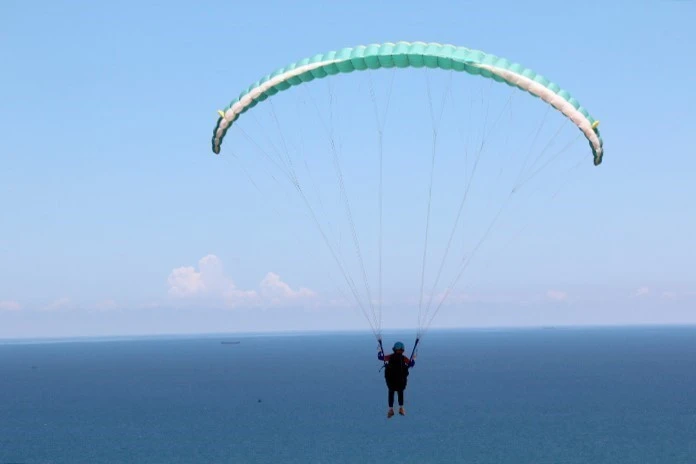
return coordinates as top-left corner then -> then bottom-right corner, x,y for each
1,326 -> 696,463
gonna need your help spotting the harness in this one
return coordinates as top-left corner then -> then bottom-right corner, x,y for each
377,337 -> 420,372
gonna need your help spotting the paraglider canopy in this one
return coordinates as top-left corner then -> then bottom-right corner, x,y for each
209,40 -> 605,351
212,41 -> 603,164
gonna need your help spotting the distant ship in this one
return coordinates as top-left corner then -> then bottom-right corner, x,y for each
221,341 -> 241,345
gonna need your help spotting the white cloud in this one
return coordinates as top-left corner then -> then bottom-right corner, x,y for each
94,299 -> 118,311
546,290 -> 568,301
42,297 -> 72,312
167,254 -> 316,309
635,286 -> 650,297
0,300 -> 21,311
260,272 -> 316,304
136,301 -> 162,310
167,268 -> 205,297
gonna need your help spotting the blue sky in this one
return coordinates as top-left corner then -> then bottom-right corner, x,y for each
1,0 -> 695,338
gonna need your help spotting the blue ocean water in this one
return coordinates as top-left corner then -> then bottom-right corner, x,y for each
2,326 -> 696,463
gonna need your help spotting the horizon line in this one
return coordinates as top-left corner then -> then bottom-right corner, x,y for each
3,322 -> 696,345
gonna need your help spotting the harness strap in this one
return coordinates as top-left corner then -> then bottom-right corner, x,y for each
378,338 -> 387,371
408,338 -> 420,366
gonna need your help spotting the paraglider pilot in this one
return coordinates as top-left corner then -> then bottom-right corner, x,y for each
378,341 -> 415,418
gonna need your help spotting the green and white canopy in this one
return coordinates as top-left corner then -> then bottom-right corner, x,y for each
211,41 -> 603,165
